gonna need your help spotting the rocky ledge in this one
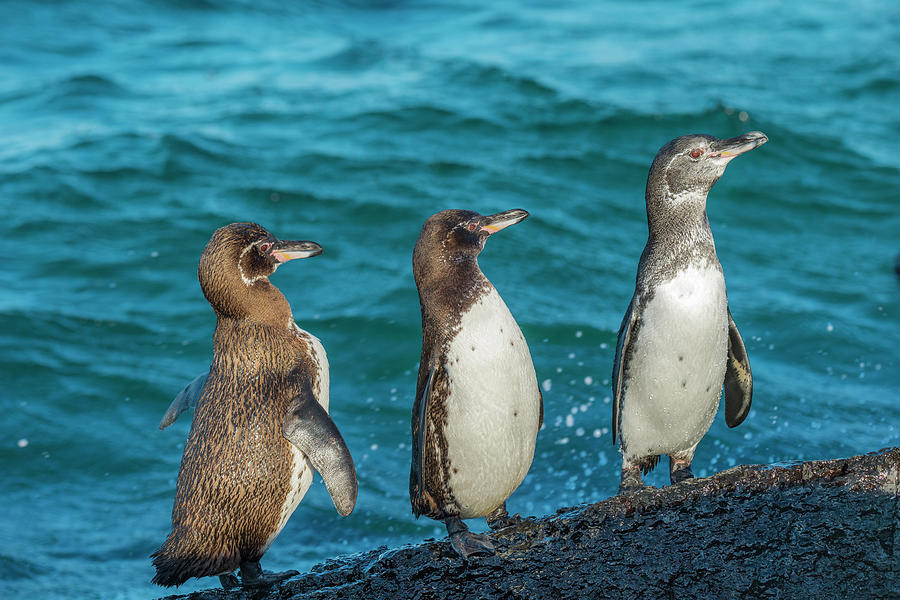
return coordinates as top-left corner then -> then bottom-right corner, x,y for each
160,447 -> 899,600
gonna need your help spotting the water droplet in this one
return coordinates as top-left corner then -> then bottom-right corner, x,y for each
17,439 -> 28,448
542,379 -> 552,392
575,330 -> 583,338
826,322 -> 834,332
584,376 -> 593,385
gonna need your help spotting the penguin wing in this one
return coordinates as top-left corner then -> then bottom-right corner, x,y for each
283,383 -> 358,517
158,371 -> 209,430
723,308 -> 753,427
611,297 -> 638,445
410,365 -> 436,511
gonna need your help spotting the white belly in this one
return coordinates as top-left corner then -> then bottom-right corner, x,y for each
621,264 -> 728,460
443,288 -> 540,518
265,323 -> 330,550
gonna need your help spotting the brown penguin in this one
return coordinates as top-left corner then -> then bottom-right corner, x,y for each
410,209 -> 542,558
151,222 -> 357,590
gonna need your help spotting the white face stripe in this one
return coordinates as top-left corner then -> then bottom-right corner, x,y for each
237,243 -> 275,286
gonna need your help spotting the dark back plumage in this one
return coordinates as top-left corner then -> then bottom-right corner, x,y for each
410,210 -> 490,518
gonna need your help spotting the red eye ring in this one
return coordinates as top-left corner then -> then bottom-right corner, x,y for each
259,242 -> 273,253
467,223 -> 477,231
690,148 -> 703,159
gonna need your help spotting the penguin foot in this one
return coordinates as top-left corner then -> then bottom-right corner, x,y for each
618,465 -> 645,494
485,503 -> 517,530
670,465 -> 694,484
219,573 -> 240,590
445,516 -> 495,559
450,531 -> 496,559
238,561 -> 299,588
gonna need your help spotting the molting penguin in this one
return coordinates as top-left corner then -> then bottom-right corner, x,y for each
410,209 -> 542,559
152,222 -> 357,589
612,132 -> 765,492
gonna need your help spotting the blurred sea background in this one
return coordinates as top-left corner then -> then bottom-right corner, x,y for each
1,1 -> 898,598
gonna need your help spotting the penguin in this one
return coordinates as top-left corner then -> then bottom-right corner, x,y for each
409,208 -> 542,559
612,132 -> 765,492
151,222 -> 357,589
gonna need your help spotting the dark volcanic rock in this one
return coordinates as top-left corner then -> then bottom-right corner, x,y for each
159,447 -> 899,600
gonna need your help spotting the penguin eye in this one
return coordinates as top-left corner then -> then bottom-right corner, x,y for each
467,223 -> 477,232
258,242 -> 273,254
689,148 -> 704,159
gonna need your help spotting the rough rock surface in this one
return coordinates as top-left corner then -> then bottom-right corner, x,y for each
159,447 -> 899,600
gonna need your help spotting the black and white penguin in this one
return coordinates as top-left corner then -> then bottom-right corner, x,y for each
612,132 -> 765,492
152,222 -> 357,589
409,208 -> 542,559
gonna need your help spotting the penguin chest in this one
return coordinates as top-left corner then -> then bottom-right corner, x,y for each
264,326 -> 331,551
621,264 -> 728,459
263,443 -> 315,552
441,288 -> 540,518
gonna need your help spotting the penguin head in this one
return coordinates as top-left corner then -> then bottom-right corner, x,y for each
198,222 -> 322,318
415,209 -> 530,265
646,131 -> 768,203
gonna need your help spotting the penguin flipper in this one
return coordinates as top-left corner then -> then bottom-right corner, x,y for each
724,308 -> 753,427
410,366 -> 435,513
612,297 -> 638,444
283,386 -> 358,517
158,372 -> 209,430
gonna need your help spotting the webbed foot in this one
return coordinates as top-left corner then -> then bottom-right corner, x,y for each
485,502 -> 517,530
445,516 -> 495,559
238,561 -> 299,588
219,573 -> 240,590
619,464 -> 645,494
670,462 -> 694,484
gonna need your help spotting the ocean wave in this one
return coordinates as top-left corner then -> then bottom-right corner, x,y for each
0,553 -> 42,581
33,73 -> 130,110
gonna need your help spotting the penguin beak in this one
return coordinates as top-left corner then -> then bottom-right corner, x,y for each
270,240 -> 323,263
711,131 -> 768,160
480,209 -> 530,235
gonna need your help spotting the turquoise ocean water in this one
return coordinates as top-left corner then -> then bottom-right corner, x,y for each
1,1 -> 898,598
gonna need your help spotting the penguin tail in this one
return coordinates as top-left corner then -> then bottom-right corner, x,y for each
150,528 -> 240,587
640,455 -> 661,475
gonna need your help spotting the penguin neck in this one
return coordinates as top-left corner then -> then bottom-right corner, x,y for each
211,315 -> 291,379
210,283 -> 297,377
643,189 -> 718,273
416,255 -> 492,327
210,278 -> 294,329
